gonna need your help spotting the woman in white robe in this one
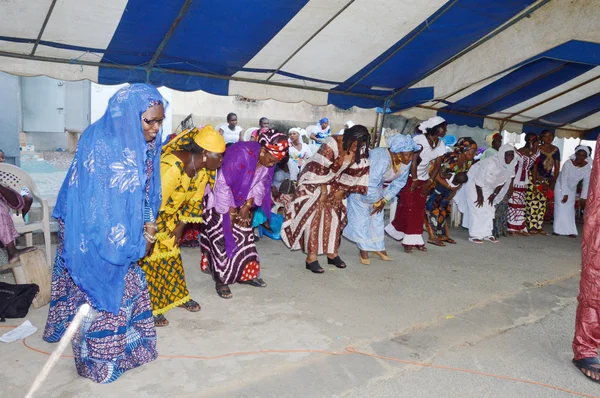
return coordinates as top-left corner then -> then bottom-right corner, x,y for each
462,145 -> 517,243
553,145 -> 592,237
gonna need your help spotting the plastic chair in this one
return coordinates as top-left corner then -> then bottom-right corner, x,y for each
243,127 -> 258,142
0,163 -> 52,267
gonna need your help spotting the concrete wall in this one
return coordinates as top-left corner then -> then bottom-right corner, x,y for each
0,73 -> 21,166
171,90 -> 380,134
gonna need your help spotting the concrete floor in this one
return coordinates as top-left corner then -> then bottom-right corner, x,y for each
0,226 -> 595,397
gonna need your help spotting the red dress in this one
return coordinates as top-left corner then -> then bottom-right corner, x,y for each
573,136 -> 600,360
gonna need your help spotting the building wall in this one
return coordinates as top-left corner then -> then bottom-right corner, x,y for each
0,73 -> 21,166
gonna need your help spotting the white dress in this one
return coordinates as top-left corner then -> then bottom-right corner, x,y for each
553,160 -> 591,236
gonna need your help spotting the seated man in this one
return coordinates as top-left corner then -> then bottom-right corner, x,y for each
0,184 -> 35,264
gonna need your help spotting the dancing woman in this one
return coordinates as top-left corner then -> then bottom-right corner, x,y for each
200,130 -> 289,299
282,125 -> 370,273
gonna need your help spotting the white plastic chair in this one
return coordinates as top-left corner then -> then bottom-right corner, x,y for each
0,163 -> 52,267
243,127 -> 258,142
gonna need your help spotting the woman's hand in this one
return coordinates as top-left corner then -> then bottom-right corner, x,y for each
144,222 -> 157,257
330,190 -> 344,207
409,179 -> 419,193
320,186 -> 329,204
562,195 -> 569,204
170,221 -> 187,246
487,193 -> 497,206
473,185 -> 484,207
236,200 -> 253,227
371,198 -> 386,215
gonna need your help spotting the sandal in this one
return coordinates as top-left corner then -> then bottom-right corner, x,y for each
403,245 -> 413,253
305,261 -> 324,274
427,239 -> 446,247
484,236 -> 499,243
468,237 -> 484,244
327,256 -> 346,269
415,245 -> 428,252
154,314 -> 169,327
240,277 -> 267,287
444,238 -> 457,244
216,283 -> 233,299
573,358 -> 600,384
179,299 -> 201,312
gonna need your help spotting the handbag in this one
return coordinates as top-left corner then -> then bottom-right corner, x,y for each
0,282 -> 39,322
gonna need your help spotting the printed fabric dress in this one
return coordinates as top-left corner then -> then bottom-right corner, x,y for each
282,136 -> 369,254
43,84 -> 164,384
140,152 -> 214,316
507,151 -> 539,232
200,142 -> 274,285
425,151 -> 473,239
526,147 -> 560,231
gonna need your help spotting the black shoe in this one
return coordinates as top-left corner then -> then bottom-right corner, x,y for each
327,256 -> 346,269
305,261 -> 324,274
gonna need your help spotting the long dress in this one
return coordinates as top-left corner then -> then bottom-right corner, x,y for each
461,145 -> 516,240
553,160 -> 591,236
573,137 -> 600,361
140,153 -> 214,315
344,148 -> 409,251
43,84 -> 163,383
282,137 -> 369,255
200,142 -> 273,284
507,150 -> 539,232
386,134 -> 446,247
526,146 -> 560,230
425,151 -> 473,240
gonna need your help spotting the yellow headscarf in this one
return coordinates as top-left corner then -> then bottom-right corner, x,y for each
485,131 -> 501,146
163,125 -> 226,154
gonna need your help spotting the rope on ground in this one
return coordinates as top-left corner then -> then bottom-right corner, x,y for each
18,337 -> 595,397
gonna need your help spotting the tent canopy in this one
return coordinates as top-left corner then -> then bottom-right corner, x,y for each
1,0 -> 599,138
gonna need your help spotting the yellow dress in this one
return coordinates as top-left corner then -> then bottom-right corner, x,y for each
140,152 -> 215,316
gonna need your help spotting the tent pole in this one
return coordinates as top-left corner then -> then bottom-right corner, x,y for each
373,99 -> 390,148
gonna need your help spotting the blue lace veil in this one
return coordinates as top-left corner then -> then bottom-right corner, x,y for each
53,84 -> 167,314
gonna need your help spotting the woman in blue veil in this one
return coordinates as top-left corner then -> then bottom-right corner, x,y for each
43,84 -> 167,383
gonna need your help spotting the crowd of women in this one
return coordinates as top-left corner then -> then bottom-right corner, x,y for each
39,84 -> 593,384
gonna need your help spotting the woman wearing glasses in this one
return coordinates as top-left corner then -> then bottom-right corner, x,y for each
43,84 -> 166,383
140,126 -> 225,327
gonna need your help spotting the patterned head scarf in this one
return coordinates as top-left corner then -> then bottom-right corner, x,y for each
455,137 -> 477,153
485,132 -> 501,146
258,129 -> 289,161
164,125 -> 225,154
386,134 -> 420,153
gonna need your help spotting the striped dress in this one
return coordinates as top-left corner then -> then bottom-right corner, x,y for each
281,137 -> 369,255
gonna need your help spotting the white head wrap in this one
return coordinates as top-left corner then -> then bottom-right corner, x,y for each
418,116 -> 446,134
473,144 -> 517,189
574,145 -> 591,158
345,120 -> 355,128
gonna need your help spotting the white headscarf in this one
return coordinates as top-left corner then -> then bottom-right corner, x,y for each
571,145 -> 591,160
473,144 -> 517,189
418,116 -> 446,134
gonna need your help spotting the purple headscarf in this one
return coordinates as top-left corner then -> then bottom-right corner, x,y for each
221,141 -> 275,257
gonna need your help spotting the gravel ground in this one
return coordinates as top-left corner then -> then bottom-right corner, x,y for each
39,151 -> 74,170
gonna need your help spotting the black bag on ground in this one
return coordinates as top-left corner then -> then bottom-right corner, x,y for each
0,282 -> 39,322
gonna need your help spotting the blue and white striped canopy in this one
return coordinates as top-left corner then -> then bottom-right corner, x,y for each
1,0 -> 599,138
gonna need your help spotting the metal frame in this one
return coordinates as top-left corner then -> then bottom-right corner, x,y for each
416,105 -> 585,134
384,0 -> 551,101
145,0 -> 193,79
0,49 -> 384,101
30,0 -> 58,56
266,0 -> 356,82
